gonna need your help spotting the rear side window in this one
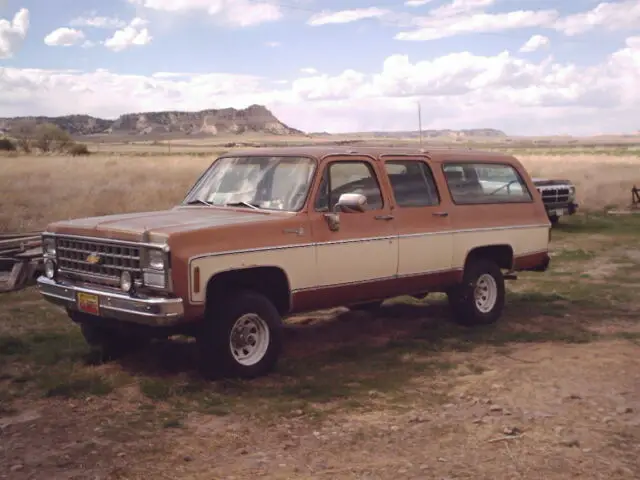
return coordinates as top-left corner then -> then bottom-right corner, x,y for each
384,160 -> 440,207
443,162 -> 532,204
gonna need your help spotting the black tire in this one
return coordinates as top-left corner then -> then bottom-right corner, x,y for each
349,300 -> 383,312
196,290 -> 283,380
76,317 -> 150,361
447,258 -> 505,326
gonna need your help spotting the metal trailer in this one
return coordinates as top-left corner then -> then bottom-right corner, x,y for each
0,232 -> 43,293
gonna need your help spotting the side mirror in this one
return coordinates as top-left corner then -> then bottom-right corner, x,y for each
323,193 -> 367,232
334,193 -> 367,213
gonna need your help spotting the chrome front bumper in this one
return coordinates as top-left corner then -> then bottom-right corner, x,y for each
37,276 -> 184,327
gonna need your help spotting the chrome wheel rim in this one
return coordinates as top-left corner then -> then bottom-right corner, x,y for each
229,313 -> 270,366
474,273 -> 498,313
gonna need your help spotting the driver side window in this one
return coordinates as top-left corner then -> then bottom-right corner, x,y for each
314,161 -> 384,211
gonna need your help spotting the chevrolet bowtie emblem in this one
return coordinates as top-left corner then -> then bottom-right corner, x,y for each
86,253 -> 102,265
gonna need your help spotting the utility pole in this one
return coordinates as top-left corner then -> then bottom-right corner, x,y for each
417,101 -> 423,147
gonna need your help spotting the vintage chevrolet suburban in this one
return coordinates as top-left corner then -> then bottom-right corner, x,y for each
37,146 -> 551,379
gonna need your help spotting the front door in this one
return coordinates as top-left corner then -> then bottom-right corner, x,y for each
293,157 -> 399,311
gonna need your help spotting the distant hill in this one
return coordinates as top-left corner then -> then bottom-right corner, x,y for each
0,105 -> 507,139
0,105 -> 303,137
350,129 -> 507,139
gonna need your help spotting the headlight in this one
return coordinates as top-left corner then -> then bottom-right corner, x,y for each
44,259 -> 56,279
569,186 -> 576,199
148,250 -> 165,270
142,247 -> 170,290
43,237 -> 56,256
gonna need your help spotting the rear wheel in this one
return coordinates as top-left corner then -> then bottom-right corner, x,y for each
196,290 -> 283,379
447,258 -> 505,326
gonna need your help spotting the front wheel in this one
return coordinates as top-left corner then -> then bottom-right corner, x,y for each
447,258 -> 505,326
196,290 -> 283,379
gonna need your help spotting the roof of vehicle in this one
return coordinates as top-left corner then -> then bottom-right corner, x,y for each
222,145 -> 516,163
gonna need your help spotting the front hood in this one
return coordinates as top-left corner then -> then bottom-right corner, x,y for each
532,178 -> 574,187
45,206 -> 288,243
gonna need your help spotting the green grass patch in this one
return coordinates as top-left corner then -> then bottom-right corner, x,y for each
39,369 -> 114,398
553,213 -> 640,236
554,248 -> 596,262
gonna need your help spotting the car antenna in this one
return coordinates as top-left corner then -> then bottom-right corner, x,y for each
417,101 -> 423,147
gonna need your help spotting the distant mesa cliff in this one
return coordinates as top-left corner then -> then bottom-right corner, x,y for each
0,104 -> 507,139
308,128 -> 507,138
361,129 -> 507,138
0,105 -> 303,137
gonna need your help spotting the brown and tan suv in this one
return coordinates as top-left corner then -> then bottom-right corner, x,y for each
38,146 -> 551,379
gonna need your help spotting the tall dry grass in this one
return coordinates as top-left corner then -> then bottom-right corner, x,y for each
1,153 -> 639,233
0,155 -> 213,232
519,154 -> 640,211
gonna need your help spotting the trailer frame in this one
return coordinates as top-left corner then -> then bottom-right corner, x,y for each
0,232 -> 43,293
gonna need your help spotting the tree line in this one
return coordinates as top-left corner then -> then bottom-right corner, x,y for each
0,121 -> 90,156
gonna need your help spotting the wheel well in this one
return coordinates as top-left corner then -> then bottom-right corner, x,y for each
205,266 -> 291,315
465,245 -> 514,270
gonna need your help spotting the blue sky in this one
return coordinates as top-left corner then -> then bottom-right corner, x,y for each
1,0 -> 639,135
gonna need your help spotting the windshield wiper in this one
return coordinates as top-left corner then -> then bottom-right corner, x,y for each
186,199 -> 212,206
225,201 -> 261,210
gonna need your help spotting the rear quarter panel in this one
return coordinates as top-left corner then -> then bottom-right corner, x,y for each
433,153 -> 550,271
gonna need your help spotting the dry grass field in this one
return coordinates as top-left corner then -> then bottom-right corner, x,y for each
1,141 -> 640,479
1,149 -> 639,233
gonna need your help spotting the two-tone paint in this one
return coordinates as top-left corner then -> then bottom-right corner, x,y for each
41,146 -> 551,326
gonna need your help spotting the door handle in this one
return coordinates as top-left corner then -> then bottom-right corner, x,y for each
374,214 -> 394,221
432,211 -> 449,217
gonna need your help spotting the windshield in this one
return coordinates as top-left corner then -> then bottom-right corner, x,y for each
183,156 -> 316,211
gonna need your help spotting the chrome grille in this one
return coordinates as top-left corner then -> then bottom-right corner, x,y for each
56,237 -> 141,286
538,187 -> 570,204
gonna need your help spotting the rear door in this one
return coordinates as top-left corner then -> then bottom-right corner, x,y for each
381,156 -> 455,289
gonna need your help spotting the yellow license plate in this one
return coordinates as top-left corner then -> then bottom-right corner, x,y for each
77,292 -> 100,316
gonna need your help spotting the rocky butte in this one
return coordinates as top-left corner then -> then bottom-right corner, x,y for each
0,105 -> 303,137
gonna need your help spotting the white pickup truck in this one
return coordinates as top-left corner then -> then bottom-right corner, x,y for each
531,178 -> 578,225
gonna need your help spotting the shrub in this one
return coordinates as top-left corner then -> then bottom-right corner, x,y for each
34,123 -> 72,153
0,137 -> 16,151
68,143 -> 90,156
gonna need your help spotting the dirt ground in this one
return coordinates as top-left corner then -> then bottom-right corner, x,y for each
2,214 -> 640,479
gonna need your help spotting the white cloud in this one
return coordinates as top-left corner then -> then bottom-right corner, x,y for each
265,41 -> 281,47
44,27 -> 85,47
405,0 -> 434,7
0,8 -> 29,59
519,34 -> 550,53
128,0 -> 282,27
430,0 -> 496,17
3,37 -> 640,135
104,18 -> 152,52
300,67 -> 318,74
308,8 -> 391,26
554,0 -> 640,36
396,9 -> 559,41
69,16 -> 127,29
